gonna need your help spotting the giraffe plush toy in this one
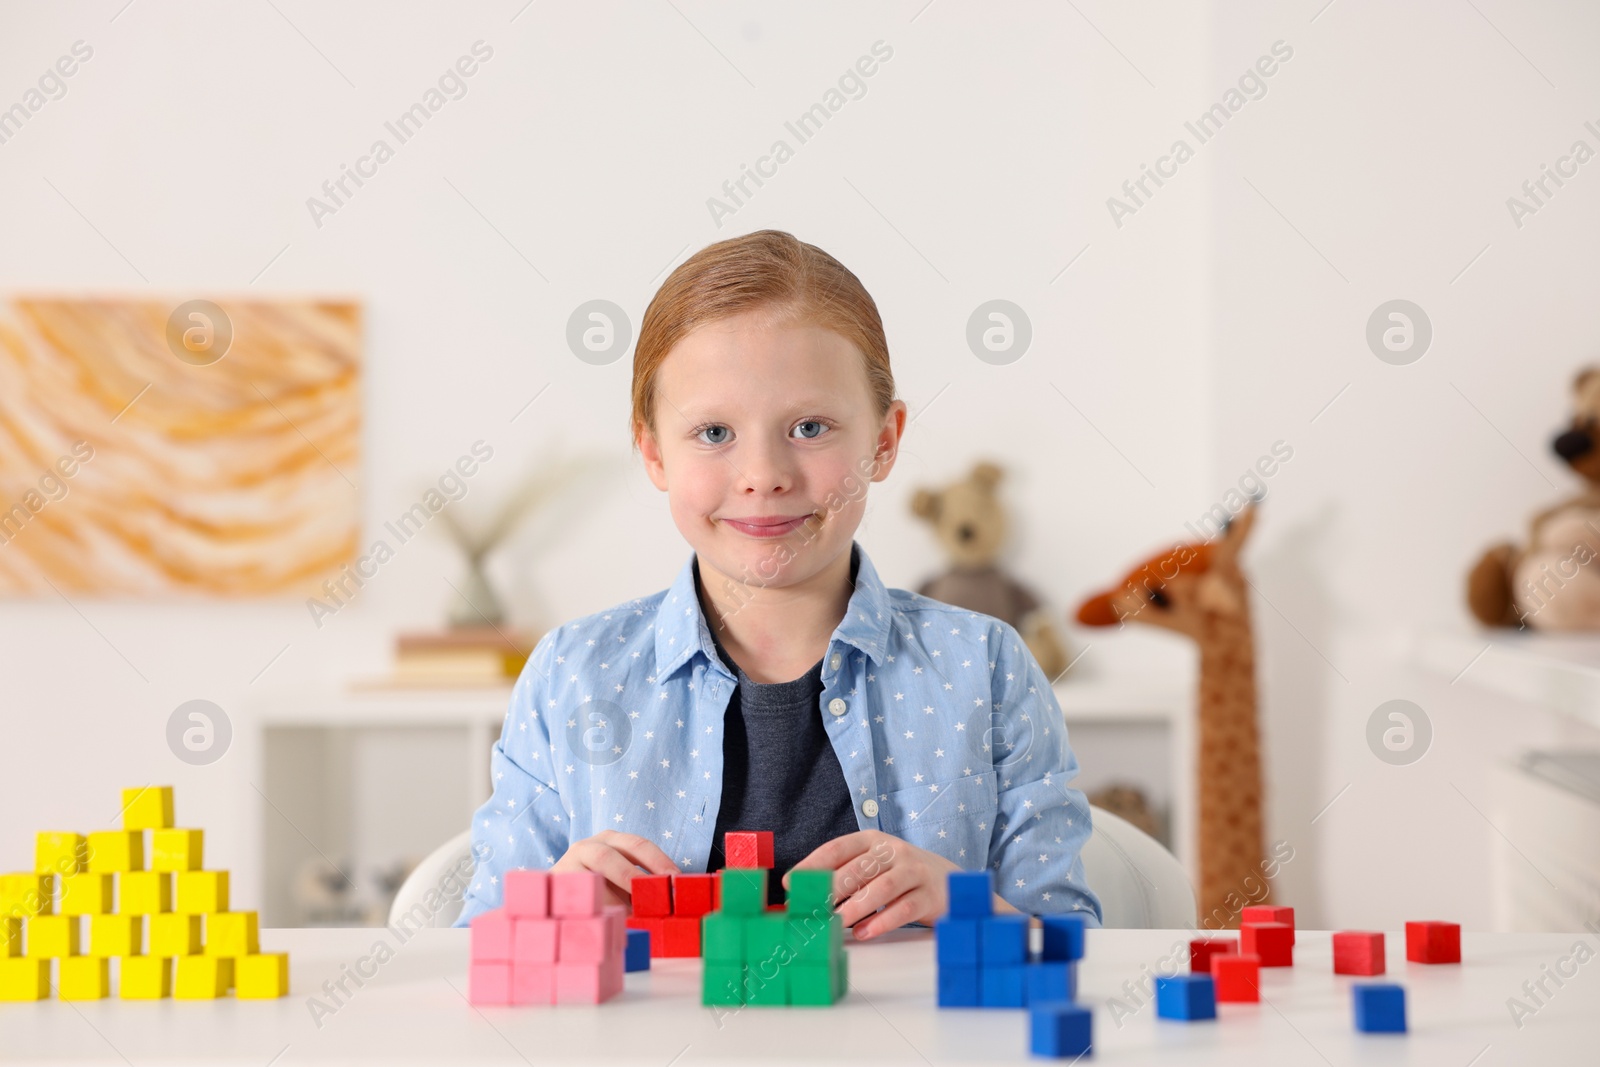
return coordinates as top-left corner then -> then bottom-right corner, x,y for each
1074,504 -> 1266,927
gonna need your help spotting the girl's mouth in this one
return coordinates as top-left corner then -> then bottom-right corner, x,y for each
723,514 -> 815,538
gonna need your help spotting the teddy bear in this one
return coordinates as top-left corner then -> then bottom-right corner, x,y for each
910,459 -> 1071,680
1467,366 -> 1600,630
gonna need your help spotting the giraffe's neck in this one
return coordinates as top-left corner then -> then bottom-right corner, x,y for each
1193,608 -> 1266,927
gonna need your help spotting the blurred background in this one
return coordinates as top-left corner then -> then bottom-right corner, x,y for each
2,0 -> 1598,933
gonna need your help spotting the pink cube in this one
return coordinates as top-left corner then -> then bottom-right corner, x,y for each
504,870 -> 550,918
513,917 -> 559,963
470,909 -> 515,962
511,960 -> 554,1004
559,916 -> 609,963
554,956 -> 624,1004
603,905 -> 627,953
550,871 -> 603,917
469,961 -> 512,1004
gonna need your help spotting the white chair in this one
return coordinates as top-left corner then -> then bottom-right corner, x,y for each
388,805 -> 1195,930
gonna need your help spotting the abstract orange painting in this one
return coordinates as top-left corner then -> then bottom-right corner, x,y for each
0,297 -> 360,596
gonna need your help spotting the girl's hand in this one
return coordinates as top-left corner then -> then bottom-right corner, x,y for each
550,831 -> 680,910
783,830 -> 1016,940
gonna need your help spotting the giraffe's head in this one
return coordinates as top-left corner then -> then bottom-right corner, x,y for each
1075,504 -> 1257,638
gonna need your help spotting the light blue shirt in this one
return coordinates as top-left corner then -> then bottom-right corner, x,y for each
455,540 -> 1102,928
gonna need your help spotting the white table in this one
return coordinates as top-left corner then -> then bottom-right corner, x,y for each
2,927 -> 1593,1064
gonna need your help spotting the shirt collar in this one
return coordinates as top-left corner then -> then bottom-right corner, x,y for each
653,539 -> 893,683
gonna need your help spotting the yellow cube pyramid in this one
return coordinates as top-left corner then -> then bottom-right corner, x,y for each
89,914 -> 142,957
1,916 -> 20,957
59,956 -> 110,1000
120,786 -> 174,830
86,831 -> 143,873
176,870 -> 228,914
151,829 -> 203,873
175,954 -> 232,999
34,832 -> 86,875
0,957 -> 50,1001
120,871 -> 171,915
27,914 -> 79,957
149,913 -> 202,956
58,873 -> 113,915
120,955 -> 172,999
236,953 -> 289,998
205,911 -> 259,957
0,873 -> 53,918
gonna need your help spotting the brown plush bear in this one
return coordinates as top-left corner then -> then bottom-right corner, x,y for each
1468,367 -> 1600,629
910,460 -> 1071,680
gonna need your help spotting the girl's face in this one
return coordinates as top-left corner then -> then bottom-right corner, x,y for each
637,309 -> 906,599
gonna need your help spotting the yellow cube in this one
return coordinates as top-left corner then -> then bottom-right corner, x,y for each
205,911 -> 260,957
235,952 -> 289,998
175,954 -> 232,999
86,830 -> 144,873
0,873 -> 53,918
0,957 -> 50,1001
176,870 -> 228,914
150,913 -> 201,956
151,829 -> 203,872
26,914 -> 79,957
119,955 -> 171,999
121,786 -> 175,830
1,916 -> 20,958
59,873 -> 114,915
120,871 -> 171,915
59,955 -> 110,1000
89,914 -> 142,957
35,832 -> 87,875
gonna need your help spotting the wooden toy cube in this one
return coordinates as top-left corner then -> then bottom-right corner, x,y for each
35,832 -> 87,875
469,960 -> 512,1004
980,964 -> 1027,1007
151,829 -> 203,872
937,964 -> 979,1007
1156,974 -> 1217,1021
1,873 -> 53,918
150,913 -> 202,956
554,956 -> 623,1004
624,928 -> 651,972
1026,961 -> 1077,1004
603,905 -> 627,953
206,911 -> 259,957
702,960 -> 747,1006
745,914 -> 789,965
0,957 -> 51,1001
58,956 -> 110,1000
1189,938 -> 1237,974
788,912 -> 842,963
1240,922 -> 1293,967
176,870 -> 228,914
513,917 -> 558,963
1333,931 -> 1386,975
511,960 -> 554,1004
1352,983 -> 1407,1032
504,869 -> 550,918
58,873 -> 113,915
719,869 -> 767,916
625,916 -> 665,957
1,916 -> 19,958
1405,921 -> 1460,964
470,909 -> 514,962
121,786 -> 175,830
947,870 -> 994,919
725,831 -> 774,869
89,914 -> 142,957
671,874 -> 715,918
1041,914 -> 1088,962
935,917 -> 980,967
549,872 -> 601,917
120,871 -> 171,915
236,953 -> 290,998
1213,953 -> 1261,1002
86,830 -> 144,873
745,956 -> 787,1006
785,869 -> 835,914
120,955 -> 172,999
662,916 -> 701,957
1240,905 -> 1295,942
1031,1003 -> 1093,1058
789,960 -> 834,1005
175,954 -> 232,999
27,914 -> 79,957
979,916 -> 1030,966
557,916 -> 609,963
630,874 -> 672,918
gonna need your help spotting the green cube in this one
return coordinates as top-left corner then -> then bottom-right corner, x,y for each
833,950 -> 848,999
744,914 -> 789,965
719,868 -> 767,915
787,912 -> 842,962
702,961 -> 746,1006
790,961 -> 834,1005
702,914 -> 744,963
744,958 -> 788,1005
786,869 -> 835,912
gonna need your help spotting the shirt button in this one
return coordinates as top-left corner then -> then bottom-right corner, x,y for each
829,653 -> 842,671
828,698 -> 848,716
861,799 -> 879,818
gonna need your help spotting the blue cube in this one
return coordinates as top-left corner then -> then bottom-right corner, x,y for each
1353,983 -> 1407,1033
947,870 -> 994,919
979,915 -> 1030,966
1030,1002 -> 1092,1058
1026,961 -> 1077,1004
935,917 -> 980,967
937,965 -> 980,1007
624,928 -> 651,972
1041,914 -> 1087,961
1155,974 -> 1217,1021
979,964 -> 1027,1007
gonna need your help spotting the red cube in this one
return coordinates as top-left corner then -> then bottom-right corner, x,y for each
1240,922 -> 1293,967
1405,921 -> 1460,964
661,916 -> 702,957
1189,938 -> 1238,974
630,874 -> 672,918
504,870 -> 550,918
1213,953 -> 1261,1002
1240,905 -> 1294,943
672,874 -> 716,918
726,831 -> 774,869
625,916 -> 666,957
1332,930 -> 1386,975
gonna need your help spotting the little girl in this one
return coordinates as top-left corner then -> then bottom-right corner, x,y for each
455,230 -> 1101,938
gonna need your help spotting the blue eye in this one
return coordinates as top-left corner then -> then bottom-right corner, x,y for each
696,424 -> 730,445
794,420 -> 829,440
